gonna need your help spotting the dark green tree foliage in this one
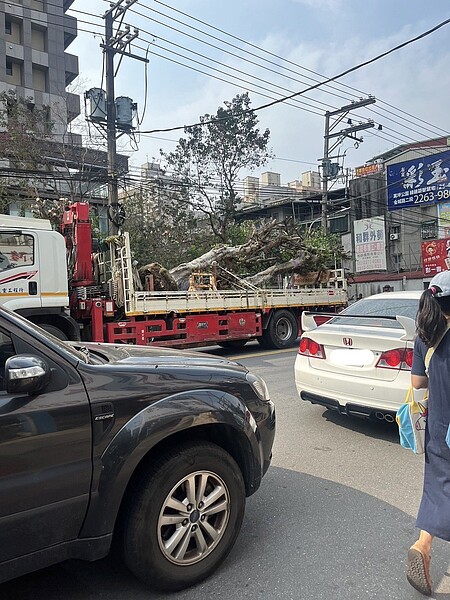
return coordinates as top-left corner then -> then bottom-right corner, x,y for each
162,93 -> 272,242
123,181 -> 213,269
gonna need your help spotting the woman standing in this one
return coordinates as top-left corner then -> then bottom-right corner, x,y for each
408,270 -> 450,596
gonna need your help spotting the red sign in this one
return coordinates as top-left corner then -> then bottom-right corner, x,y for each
421,239 -> 450,276
355,163 -> 382,177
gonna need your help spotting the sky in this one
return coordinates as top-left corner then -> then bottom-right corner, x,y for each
69,0 -> 450,186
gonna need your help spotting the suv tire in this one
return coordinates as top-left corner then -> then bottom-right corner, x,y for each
123,441 -> 245,592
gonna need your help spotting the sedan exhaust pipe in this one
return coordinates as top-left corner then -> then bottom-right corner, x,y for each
375,411 -> 395,423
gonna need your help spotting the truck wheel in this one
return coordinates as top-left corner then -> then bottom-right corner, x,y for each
39,323 -> 69,341
122,442 -> 245,592
218,340 -> 248,349
262,309 -> 298,349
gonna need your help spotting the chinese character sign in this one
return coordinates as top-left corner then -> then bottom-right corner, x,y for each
354,217 -> 387,273
355,163 -> 382,177
421,239 -> 450,275
387,150 -> 450,211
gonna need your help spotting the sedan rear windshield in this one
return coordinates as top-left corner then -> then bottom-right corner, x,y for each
329,297 -> 419,328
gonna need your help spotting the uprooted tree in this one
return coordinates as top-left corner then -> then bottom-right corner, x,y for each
139,219 -> 346,291
128,92 -> 344,291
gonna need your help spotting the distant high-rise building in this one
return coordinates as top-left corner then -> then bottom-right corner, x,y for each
1,0 -> 80,138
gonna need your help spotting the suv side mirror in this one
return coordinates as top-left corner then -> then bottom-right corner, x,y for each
5,355 -> 51,395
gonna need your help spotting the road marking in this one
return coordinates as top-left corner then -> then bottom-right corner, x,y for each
230,347 -> 298,360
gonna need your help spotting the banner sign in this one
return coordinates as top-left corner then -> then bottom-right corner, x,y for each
355,163 -> 382,177
438,202 -> 450,238
354,217 -> 386,273
387,149 -> 450,211
422,239 -> 450,276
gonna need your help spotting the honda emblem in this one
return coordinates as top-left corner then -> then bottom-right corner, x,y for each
343,338 -> 353,346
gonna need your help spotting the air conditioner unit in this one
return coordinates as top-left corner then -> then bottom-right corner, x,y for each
390,233 -> 399,241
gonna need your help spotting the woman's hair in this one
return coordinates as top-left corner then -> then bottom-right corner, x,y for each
416,287 -> 450,347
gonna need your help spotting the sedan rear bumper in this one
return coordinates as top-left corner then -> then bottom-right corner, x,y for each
300,391 -> 396,421
294,355 -> 414,415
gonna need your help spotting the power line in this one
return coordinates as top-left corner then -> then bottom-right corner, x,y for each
3,0 -> 445,213
9,0 -> 447,144
136,15 -> 450,134
18,1 -> 447,155
65,2 -> 445,147
130,0 -> 449,139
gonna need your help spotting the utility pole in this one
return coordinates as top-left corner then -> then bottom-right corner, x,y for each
104,8 -> 117,235
101,0 -> 148,234
321,112 -> 330,232
320,97 -> 376,233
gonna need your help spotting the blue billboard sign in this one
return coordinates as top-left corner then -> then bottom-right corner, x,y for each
387,149 -> 450,211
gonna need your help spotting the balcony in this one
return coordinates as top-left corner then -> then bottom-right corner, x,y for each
63,15 -> 77,49
66,92 -> 81,123
64,52 -> 79,86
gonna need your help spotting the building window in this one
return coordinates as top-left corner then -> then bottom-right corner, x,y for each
31,25 -> 47,52
30,0 -> 45,10
32,65 -> 48,92
392,253 -> 403,266
5,58 -> 22,84
421,220 -> 437,240
4,18 -> 22,44
330,215 -> 349,234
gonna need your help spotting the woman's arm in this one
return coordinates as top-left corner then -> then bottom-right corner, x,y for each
411,374 -> 428,389
411,338 -> 427,390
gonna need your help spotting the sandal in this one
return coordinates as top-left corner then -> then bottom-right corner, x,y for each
407,546 -> 432,596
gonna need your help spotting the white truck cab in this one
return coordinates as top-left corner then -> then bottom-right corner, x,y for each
0,215 -> 76,339
0,214 -> 69,311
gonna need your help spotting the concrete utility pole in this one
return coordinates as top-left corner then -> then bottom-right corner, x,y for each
320,97 -> 376,233
104,8 -> 117,234
102,0 -> 148,234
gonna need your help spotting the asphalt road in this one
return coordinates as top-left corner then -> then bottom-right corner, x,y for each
3,342 -> 450,600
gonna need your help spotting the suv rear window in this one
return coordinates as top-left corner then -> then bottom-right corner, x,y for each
330,297 -> 419,328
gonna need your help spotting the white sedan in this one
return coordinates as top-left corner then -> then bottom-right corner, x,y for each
294,291 -> 424,422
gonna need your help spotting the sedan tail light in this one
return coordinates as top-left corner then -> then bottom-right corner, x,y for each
376,348 -> 413,371
298,337 -> 326,359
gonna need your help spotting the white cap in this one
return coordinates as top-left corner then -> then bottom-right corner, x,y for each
429,270 -> 450,297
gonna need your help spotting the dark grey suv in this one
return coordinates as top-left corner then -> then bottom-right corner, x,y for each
0,306 -> 275,591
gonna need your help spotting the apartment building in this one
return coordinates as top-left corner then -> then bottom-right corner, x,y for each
242,170 -> 322,207
1,0 -> 80,135
0,1 -> 129,227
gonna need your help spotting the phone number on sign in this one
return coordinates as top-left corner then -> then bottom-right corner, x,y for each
414,190 -> 450,204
